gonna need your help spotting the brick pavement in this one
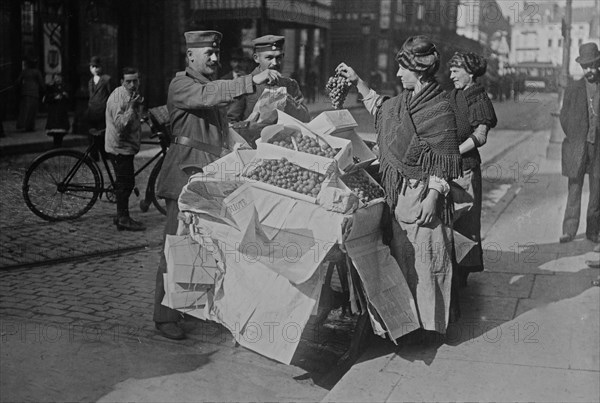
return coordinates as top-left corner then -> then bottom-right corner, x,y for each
0,151 -> 165,269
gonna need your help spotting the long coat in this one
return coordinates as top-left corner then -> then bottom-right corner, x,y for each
88,75 -> 112,122
227,67 -> 310,123
156,67 -> 254,200
560,78 -> 600,178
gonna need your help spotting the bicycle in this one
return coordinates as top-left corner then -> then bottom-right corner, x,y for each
22,106 -> 171,221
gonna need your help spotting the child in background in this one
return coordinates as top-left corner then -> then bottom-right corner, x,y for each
44,74 -> 70,147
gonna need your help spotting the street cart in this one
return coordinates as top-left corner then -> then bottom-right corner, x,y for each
160,110 -> 474,364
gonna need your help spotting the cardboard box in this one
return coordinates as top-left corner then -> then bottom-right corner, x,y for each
306,111 -> 376,171
307,110 -> 358,135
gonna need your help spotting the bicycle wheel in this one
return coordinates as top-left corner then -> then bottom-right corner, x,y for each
22,149 -> 103,221
146,155 -> 166,215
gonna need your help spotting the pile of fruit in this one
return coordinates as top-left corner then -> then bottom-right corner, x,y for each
341,171 -> 384,203
244,158 -> 326,197
325,73 -> 352,109
269,131 -> 338,158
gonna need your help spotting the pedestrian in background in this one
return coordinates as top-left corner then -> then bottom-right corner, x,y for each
104,67 -> 145,232
559,42 -> 600,244
306,69 -> 318,103
87,56 -> 112,161
336,35 -> 462,339
447,52 -> 497,288
152,30 -> 281,340
44,74 -> 70,147
220,47 -> 246,80
16,58 -> 45,132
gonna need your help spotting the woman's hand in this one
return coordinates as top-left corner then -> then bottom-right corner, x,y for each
335,63 -> 360,86
416,189 -> 439,226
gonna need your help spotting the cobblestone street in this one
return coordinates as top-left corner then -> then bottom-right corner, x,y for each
0,148 -> 354,401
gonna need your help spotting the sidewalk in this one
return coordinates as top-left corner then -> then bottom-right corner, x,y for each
0,115 -> 89,157
323,130 -> 600,402
0,100 -> 360,157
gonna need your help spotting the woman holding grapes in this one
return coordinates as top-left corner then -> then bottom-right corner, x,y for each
336,36 -> 462,338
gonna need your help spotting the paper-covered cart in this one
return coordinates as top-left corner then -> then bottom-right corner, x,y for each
161,110 -> 475,364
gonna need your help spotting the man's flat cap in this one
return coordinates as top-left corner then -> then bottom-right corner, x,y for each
185,30 -> 222,49
252,35 -> 285,52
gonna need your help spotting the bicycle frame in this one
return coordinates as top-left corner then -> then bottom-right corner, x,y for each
57,142 -> 106,194
134,138 -> 166,178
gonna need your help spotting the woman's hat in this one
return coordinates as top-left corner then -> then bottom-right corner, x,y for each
448,52 -> 487,78
575,42 -> 600,65
396,35 -> 440,76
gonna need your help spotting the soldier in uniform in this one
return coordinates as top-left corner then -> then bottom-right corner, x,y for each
227,34 -> 310,123
153,30 -> 280,340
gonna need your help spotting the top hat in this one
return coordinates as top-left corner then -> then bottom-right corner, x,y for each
89,56 -> 102,67
575,42 -> 600,65
252,35 -> 285,52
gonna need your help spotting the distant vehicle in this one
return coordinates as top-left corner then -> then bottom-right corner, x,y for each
524,79 -> 547,90
515,62 -> 559,92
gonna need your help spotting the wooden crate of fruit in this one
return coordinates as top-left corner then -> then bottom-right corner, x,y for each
241,141 -> 346,203
273,111 -> 355,172
340,169 -> 385,208
241,157 -> 337,204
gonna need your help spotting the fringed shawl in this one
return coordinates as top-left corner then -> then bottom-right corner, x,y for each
463,82 -> 497,128
376,81 -> 461,217
448,82 -> 497,170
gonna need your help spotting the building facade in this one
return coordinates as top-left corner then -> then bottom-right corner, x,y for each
510,3 -> 600,80
330,0 -> 482,92
1,0 -> 332,121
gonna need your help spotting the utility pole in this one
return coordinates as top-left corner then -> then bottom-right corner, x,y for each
547,0 -> 572,159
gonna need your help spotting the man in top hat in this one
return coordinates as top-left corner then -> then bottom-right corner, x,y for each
559,42 -> 600,244
152,30 -> 279,340
227,34 -> 310,123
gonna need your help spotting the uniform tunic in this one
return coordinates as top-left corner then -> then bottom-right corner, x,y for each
156,67 -> 254,200
226,67 -> 310,123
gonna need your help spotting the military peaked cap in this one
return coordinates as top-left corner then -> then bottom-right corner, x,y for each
252,35 -> 285,52
185,30 -> 222,49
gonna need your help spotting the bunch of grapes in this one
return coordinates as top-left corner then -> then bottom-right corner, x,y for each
244,158 -> 326,197
325,74 -> 352,109
270,132 -> 338,158
341,171 -> 384,203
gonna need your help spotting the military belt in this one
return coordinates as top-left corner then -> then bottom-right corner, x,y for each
172,136 -> 224,157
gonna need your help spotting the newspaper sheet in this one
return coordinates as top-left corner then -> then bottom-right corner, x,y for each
343,203 -> 419,341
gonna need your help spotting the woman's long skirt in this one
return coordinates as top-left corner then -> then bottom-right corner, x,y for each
389,181 -> 454,333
